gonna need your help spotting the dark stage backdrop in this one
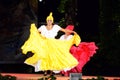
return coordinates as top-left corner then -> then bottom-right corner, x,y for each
0,0 -> 37,63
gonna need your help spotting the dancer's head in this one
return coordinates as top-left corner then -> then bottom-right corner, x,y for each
65,25 -> 74,35
65,25 -> 74,31
46,12 -> 54,24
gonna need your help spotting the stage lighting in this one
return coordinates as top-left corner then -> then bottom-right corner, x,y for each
39,0 -> 42,2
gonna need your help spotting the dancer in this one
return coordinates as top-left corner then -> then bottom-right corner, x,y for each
38,12 -> 74,38
38,12 -> 76,75
21,12 -> 81,76
59,25 -> 98,76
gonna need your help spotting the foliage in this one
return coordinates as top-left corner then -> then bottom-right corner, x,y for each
99,0 -> 120,66
58,0 -> 68,13
0,74 -> 17,80
38,75 -> 105,80
38,75 -> 56,80
58,18 -> 65,27
0,73 -> 106,80
58,0 -> 78,26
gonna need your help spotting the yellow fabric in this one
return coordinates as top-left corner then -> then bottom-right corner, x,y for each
46,12 -> 54,22
21,23 -> 81,70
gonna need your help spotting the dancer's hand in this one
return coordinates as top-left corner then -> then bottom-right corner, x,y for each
73,31 -> 77,34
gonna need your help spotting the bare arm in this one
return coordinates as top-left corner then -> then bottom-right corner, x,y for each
60,28 -> 76,34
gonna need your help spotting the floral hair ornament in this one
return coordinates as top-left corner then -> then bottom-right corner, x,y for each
46,12 -> 54,22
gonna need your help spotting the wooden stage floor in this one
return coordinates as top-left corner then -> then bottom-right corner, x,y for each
1,73 -> 120,80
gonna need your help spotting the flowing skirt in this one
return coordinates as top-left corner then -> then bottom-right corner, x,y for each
61,42 -> 98,76
21,23 -> 81,71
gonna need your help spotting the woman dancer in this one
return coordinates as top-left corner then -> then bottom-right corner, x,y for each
38,12 -> 77,75
59,25 -> 98,76
21,12 -> 81,76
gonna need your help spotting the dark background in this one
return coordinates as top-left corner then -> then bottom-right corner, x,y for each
0,0 -> 99,63
0,0 -> 120,77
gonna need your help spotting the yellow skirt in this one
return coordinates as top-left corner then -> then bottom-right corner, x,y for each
21,23 -> 81,71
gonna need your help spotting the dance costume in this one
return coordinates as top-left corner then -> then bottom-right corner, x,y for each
38,24 -> 61,38
21,23 -> 81,71
59,24 -> 98,76
60,34 -> 98,76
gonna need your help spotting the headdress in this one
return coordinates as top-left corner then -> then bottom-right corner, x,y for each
65,25 -> 74,31
46,12 -> 54,22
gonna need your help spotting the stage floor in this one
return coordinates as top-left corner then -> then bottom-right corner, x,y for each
1,73 -> 120,80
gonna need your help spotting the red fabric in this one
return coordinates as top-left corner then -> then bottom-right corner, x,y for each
65,25 -> 74,31
61,42 -> 98,76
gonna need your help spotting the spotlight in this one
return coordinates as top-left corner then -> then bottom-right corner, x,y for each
39,0 -> 42,2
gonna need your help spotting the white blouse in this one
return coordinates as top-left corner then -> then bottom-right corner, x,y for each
38,24 -> 61,38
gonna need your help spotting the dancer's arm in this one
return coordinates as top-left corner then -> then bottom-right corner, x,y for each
60,28 -> 75,34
